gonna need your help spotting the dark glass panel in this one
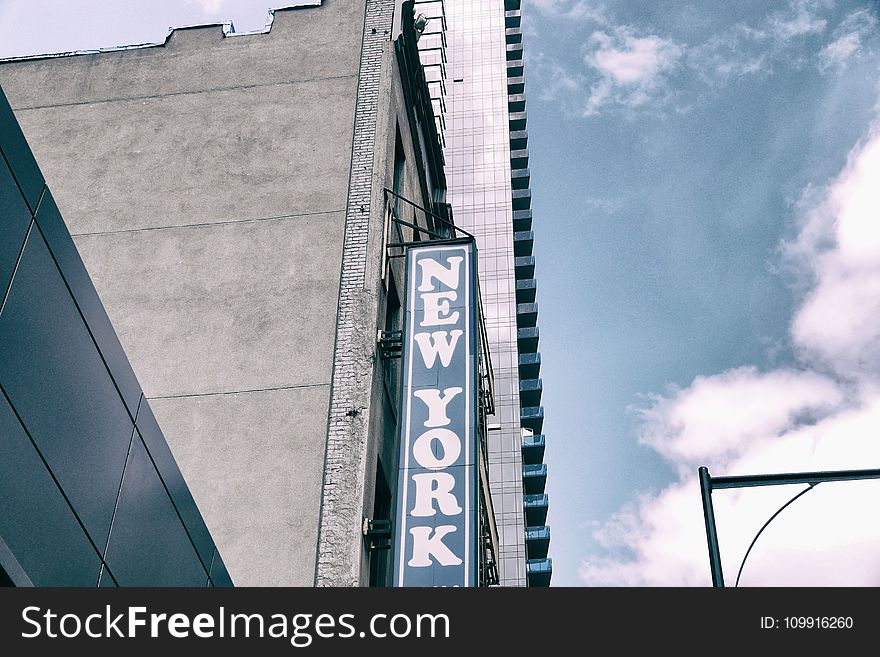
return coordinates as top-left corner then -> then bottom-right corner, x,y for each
0,229 -> 132,549
208,549 -> 234,588
104,433 -> 208,586
136,400 -> 215,571
97,565 -> 118,587
0,389 -> 102,586
34,191 -> 142,418
0,156 -> 31,303
0,88 -> 44,213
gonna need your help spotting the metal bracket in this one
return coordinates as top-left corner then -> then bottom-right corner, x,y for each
363,518 -> 392,551
377,329 -> 402,359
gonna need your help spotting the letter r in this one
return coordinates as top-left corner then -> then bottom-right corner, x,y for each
410,472 -> 463,517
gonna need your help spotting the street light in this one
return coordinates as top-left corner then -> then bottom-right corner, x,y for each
698,465 -> 880,587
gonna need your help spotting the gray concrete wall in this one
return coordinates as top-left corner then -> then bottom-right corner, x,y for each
0,0 -> 366,586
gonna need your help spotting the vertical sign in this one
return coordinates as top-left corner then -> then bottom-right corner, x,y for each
393,242 -> 478,587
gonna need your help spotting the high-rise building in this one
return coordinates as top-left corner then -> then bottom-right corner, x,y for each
415,0 -> 551,586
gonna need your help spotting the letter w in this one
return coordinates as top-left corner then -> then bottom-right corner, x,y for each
413,330 -> 463,368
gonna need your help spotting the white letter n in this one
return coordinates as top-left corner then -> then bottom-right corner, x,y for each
417,256 -> 463,292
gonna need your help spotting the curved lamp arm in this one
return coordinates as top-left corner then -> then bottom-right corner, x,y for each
734,483 -> 816,587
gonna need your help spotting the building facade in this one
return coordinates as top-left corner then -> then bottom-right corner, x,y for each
0,85 -> 231,587
1,0 -> 505,586
416,0 -> 551,586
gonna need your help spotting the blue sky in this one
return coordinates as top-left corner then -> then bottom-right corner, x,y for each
526,0 -> 880,585
2,0 -> 880,586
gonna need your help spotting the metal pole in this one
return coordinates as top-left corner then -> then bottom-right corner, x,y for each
710,468 -> 880,489
699,466 -> 724,587
697,464 -> 880,586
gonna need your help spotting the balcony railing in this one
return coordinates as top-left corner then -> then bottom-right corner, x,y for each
523,463 -> 547,495
524,493 -> 549,526
521,433 -> 545,465
527,558 -> 553,587
518,352 -> 541,379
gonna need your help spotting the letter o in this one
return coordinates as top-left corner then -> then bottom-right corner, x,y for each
412,428 -> 461,469
389,615 -> 411,638
60,614 -> 82,638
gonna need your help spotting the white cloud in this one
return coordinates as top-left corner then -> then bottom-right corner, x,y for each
769,1 -> 828,41
819,8 -> 879,70
529,51 -> 586,115
789,127 -> 880,378
583,393 -> 880,586
636,367 -> 843,466
689,1 -> 839,84
687,25 -> 771,84
531,2 -> 878,118
589,31 -> 678,84
820,32 -> 861,67
581,114 -> 880,586
580,481 -> 718,586
530,0 -> 605,22
583,28 -> 683,115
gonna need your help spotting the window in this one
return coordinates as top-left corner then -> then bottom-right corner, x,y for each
368,465 -> 393,587
392,127 -> 406,219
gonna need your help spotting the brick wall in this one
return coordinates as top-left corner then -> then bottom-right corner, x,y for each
315,0 -> 397,587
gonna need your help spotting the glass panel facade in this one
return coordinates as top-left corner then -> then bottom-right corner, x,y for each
0,155 -> 31,297
444,0 -> 526,586
0,226 -> 135,551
